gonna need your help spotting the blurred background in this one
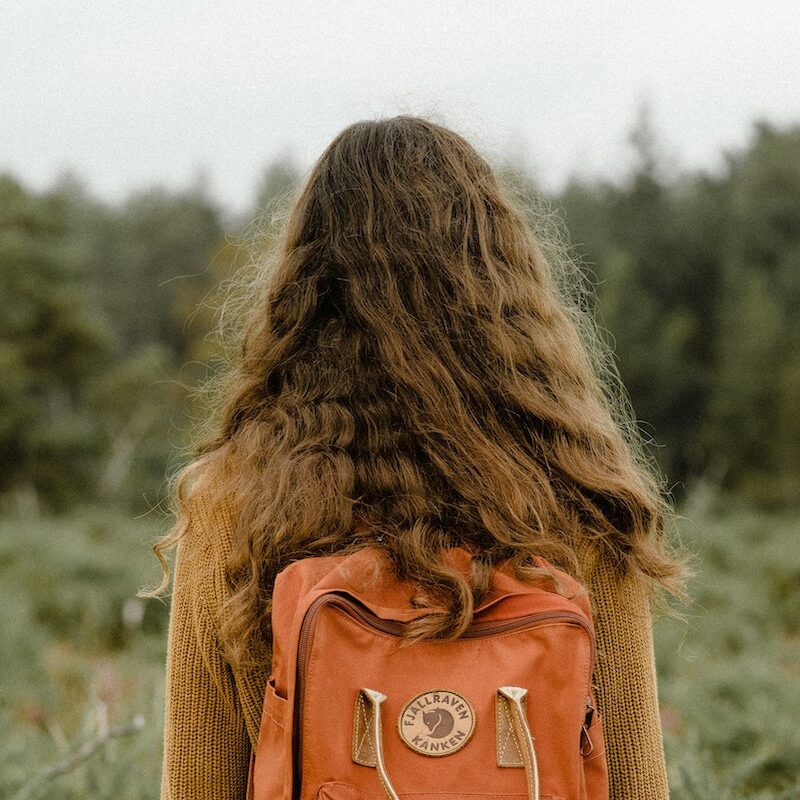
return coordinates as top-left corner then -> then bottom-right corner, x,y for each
2,2 -> 799,798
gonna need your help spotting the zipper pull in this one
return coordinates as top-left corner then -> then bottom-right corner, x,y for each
580,696 -> 595,756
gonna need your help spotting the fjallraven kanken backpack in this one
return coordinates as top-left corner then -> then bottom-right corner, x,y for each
248,546 -> 609,800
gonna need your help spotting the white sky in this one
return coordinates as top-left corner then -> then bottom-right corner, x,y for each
2,1 -> 798,214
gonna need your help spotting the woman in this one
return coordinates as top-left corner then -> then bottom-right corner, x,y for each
155,115 -> 688,800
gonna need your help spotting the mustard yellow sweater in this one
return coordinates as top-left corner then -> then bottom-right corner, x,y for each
160,490 -> 671,799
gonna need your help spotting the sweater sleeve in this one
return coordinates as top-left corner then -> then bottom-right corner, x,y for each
581,545 -> 670,799
160,496 -> 251,800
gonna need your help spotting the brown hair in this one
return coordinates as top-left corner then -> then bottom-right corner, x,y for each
154,114 -> 688,670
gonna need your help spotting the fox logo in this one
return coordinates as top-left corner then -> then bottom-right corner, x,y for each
422,708 -> 454,738
398,690 -> 475,757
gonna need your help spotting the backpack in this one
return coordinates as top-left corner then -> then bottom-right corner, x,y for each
248,546 -> 609,800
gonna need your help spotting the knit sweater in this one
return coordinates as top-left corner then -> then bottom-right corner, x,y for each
160,489 -> 671,800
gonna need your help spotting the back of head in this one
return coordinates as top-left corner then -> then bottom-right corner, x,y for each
162,115 -> 685,668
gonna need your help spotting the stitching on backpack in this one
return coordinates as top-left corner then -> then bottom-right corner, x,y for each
496,692 -> 524,767
505,701 -> 523,764
359,694 -> 375,763
352,691 -> 377,766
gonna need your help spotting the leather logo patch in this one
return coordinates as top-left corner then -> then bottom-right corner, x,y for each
398,690 -> 475,756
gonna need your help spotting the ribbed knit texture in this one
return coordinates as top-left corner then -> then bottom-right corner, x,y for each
160,490 -> 670,799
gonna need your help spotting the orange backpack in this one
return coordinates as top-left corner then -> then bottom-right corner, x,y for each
249,546 -> 609,800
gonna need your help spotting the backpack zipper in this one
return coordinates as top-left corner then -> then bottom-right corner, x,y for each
292,592 -> 597,798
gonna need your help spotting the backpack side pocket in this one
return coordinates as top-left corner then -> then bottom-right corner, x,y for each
580,709 -> 608,800
251,677 -> 288,800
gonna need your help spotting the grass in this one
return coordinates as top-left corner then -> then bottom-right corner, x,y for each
1,500 -> 798,798
657,499 -> 800,798
0,509 -> 168,800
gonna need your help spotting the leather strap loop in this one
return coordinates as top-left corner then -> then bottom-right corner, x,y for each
357,689 -> 401,800
497,686 -> 540,800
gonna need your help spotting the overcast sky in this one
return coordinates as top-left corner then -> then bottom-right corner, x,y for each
3,1 -> 798,214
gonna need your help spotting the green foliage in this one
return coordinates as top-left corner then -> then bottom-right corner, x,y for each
0,174 -> 236,512
92,187 -> 226,361
703,124 -> 800,505
0,509 -> 168,799
561,120 -> 800,505
657,499 -> 800,797
2,120 -> 799,511
0,176 -> 112,508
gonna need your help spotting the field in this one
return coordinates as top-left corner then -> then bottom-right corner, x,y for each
2,501 -> 799,799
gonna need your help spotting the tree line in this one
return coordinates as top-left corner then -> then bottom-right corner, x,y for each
1,119 -> 797,514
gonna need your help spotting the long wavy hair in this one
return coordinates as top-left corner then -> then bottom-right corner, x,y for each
154,114 -> 687,671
